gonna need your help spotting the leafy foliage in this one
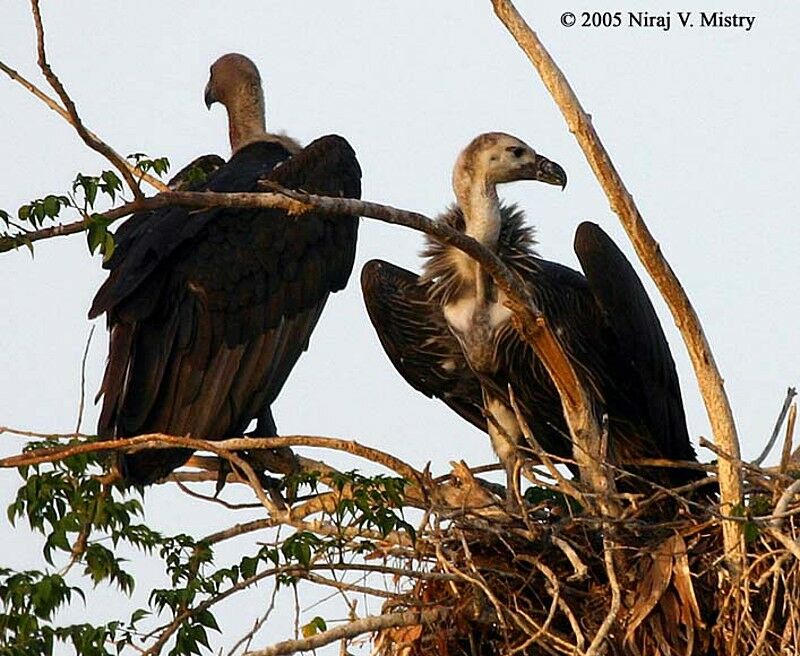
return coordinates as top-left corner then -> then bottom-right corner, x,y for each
0,156 -> 169,258
1,445 -> 416,655
127,153 -> 170,179
328,471 -> 415,542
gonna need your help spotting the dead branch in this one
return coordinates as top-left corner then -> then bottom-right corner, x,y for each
0,59 -> 168,193
779,403 -> 797,476
245,608 -> 447,656
0,433 -> 423,485
586,537 -> 621,656
754,387 -> 797,465
29,0 -> 151,201
490,0 -> 744,575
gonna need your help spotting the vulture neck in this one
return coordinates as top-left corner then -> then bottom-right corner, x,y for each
226,91 -> 269,154
452,163 -> 504,310
453,168 -> 501,250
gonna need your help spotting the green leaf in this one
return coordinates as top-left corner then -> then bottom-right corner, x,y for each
302,616 -> 327,637
43,195 -> 60,218
102,231 -> 116,262
196,609 -> 220,632
744,521 -> 760,544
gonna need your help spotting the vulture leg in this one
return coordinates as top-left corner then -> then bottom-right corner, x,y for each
248,406 -> 299,497
484,393 -> 524,511
215,407 -> 298,498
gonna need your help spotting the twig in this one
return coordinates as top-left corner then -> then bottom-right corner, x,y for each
585,537 -> 621,656
771,479 -> 800,530
301,572 -> 397,600
551,535 -> 588,581
74,325 -> 95,434
751,570 -> 781,656
753,387 -> 797,465
0,59 -> 168,193
227,583 -> 281,656
0,426 -> 93,439
784,403 -> 798,467
29,0 -> 148,201
507,385 -> 585,506
766,526 -> 800,562
244,608 -> 447,656
491,0 -> 744,575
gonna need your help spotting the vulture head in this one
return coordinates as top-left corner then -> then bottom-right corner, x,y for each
203,53 -> 302,155
453,132 -> 567,193
204,53 -> 263,110
451,132 -> 566,248
203,53 -> 268,154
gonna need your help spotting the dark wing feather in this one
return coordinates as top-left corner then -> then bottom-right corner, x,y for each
573,221 -> 696,463
94,137 -> 361,484
361,259 -> 486,430
168,154 -> 226,191
90,142 -> 290,320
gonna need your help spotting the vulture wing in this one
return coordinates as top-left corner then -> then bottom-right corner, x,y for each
361,259 -> 486,431
92,136 -> 361,484
573,221 -> 696,463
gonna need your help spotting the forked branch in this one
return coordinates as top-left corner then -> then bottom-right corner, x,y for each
0,59 -> 168,193
29,0 -> 163,200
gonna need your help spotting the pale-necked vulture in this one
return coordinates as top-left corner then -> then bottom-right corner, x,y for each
362,132 -> 698,494
91,54 -> 361,485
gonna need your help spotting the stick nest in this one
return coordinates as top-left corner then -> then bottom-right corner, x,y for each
375,465 -> 800,656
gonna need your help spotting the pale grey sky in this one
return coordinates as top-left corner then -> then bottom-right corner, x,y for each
1,1 -> 798,652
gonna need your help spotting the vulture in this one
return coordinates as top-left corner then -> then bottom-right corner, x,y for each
362,132 -> 699,495
91,54 -> 361,485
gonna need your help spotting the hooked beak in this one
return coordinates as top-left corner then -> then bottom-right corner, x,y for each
523,154 -> 567,189
204,80 -> 217,110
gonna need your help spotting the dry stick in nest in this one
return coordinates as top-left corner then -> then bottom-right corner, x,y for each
777,402 -> 797,483
490,0 -> 744,575
754,386 -> 798,466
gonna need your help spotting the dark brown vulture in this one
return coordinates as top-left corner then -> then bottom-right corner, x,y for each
362,132 -> 699,495
90,54 -> 360,485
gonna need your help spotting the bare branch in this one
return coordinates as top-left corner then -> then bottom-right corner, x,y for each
29,0 -> 152,201
74,325 -> 95,434
244,608 -> 447,656
585,537 -> 622,656
0,59 -> 168,193
753,387 -> 797,465
0,433 -> 424,485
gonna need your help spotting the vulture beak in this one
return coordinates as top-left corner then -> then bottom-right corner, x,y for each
204,80 -> 217,109
523,154 -> 567,189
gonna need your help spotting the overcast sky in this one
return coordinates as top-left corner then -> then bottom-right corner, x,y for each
1,1 -> 798,652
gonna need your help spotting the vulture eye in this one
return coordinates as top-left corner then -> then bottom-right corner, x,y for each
512,147 -> 525,158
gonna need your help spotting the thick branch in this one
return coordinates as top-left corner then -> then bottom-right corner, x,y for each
245,608 -> 447,656
30,0 -> 149,200
0,433 -> 424,485
0,184 -> 612,511
491,0 -> 743,573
